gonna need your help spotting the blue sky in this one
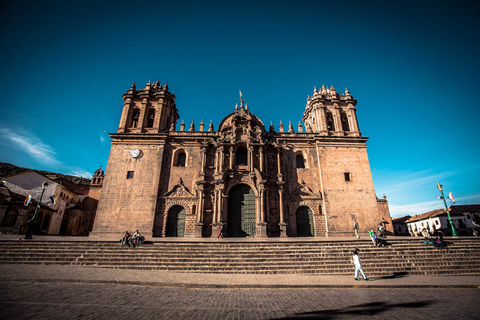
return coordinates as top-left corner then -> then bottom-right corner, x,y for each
1,0 -> 479,218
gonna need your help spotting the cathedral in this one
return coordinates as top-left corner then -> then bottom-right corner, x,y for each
90,80 -> 391,238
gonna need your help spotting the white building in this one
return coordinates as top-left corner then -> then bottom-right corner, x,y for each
406,205 -> 480,237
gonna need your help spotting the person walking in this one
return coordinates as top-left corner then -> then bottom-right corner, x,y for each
353,220 -> 360,239
352,248 -> 368,281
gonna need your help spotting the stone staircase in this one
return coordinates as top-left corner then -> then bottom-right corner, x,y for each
1,238 -> 480,276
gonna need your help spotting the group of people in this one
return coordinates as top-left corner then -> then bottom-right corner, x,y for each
422,229 -> 445,247
354,220 -> 388,247
368,229 -> 387,247
121,230 -> 144,247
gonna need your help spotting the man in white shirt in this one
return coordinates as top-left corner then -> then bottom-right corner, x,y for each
352,248 -> 368,281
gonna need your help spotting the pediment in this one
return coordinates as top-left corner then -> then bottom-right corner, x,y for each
162,179 -> 196,198
287,181 -> 322,200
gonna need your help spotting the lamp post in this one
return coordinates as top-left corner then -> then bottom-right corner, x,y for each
437,182 -> 458,237
32,181 -> 48,221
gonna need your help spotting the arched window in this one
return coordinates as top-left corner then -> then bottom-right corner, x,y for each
236,147 -> 247,166
341,111 -> 350,131
296,154 -> 305,168
131,110 -> 140,128
173,149 -> 187,167
146,110 -> 155,128
326,111 -> 335,131
177,152 -> 186,167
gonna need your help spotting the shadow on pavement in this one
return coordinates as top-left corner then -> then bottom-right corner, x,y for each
375,272 -> 409,280
274,300 -> 435,319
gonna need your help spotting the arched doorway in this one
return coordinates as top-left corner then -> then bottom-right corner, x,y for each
227,184 -> 256,237
296,206 -> 314,237
165,205 -> 186,237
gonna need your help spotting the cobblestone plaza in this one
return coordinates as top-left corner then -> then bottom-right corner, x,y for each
2,281 -> 479,320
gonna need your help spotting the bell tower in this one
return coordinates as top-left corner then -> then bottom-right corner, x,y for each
302,85 -> 360,137
117,80 -> 179,133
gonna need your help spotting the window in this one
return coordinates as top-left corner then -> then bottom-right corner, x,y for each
236,147 -> 247,166
177,152 -> 186,167
326,112 -> 335,131
174,150 -> 187,167
341,112 -> 350,131
131,110 -> 140,128
344,172 -> 351,182
126,171 -> 134,179
146,110 -> 155,128
296,154 -> 305,168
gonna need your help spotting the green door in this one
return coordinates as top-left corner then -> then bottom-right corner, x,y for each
166,205 -> 186,237
227,184 -> 256,237
296,206 -> 314,237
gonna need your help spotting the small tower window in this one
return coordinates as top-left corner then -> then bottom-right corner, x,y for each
341,112 -> 350,132
326,112 -> 335,131
177,152 -> 186,167
344,172 -> 351,182
146,110 -> 155,128
131,110 -> 140,128
236,147 -> 247,166
126,171 -> 134,179
296,154 -> 305,168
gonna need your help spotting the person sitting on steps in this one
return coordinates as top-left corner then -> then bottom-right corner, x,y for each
121,231 -> 132,247
132,230 -> 144,247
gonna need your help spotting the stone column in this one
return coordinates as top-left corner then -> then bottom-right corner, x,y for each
278,187 -> 287,237
348,106 -> 360,135
211,188 -> 220,238
197,189 -> 204,223
214,148 -> 219,174
212,189 -> 218,224
137,99 -> 148,130
256,187 -> 267,238
195,185 -> 204,237
333,104 -> 342,135
200,147 -> 206,175
259,147 -> 264,172
279,189 -> 285,224
229,147 -> 234,170
319,107 -> 327,133
248,146 -> 253,171
220,146 -> 225,173
260,188 -> 265,222
118,100 -> 131,132
218,187 -> 224,223
276,147 -> 283,182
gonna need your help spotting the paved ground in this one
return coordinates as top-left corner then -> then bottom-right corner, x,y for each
0,264 -> 479,289
1,277 -> 479,319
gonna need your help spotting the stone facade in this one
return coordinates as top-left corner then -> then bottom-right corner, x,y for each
90,81 -> 392,238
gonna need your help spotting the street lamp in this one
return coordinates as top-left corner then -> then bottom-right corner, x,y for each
437,182 -> 458,237
32,181 -> 48,221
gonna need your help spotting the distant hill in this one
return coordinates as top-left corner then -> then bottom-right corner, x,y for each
0,162 -> 91,185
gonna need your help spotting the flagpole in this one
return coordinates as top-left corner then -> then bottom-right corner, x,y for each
437,183 -> 458,237
32,181 -> 48,221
